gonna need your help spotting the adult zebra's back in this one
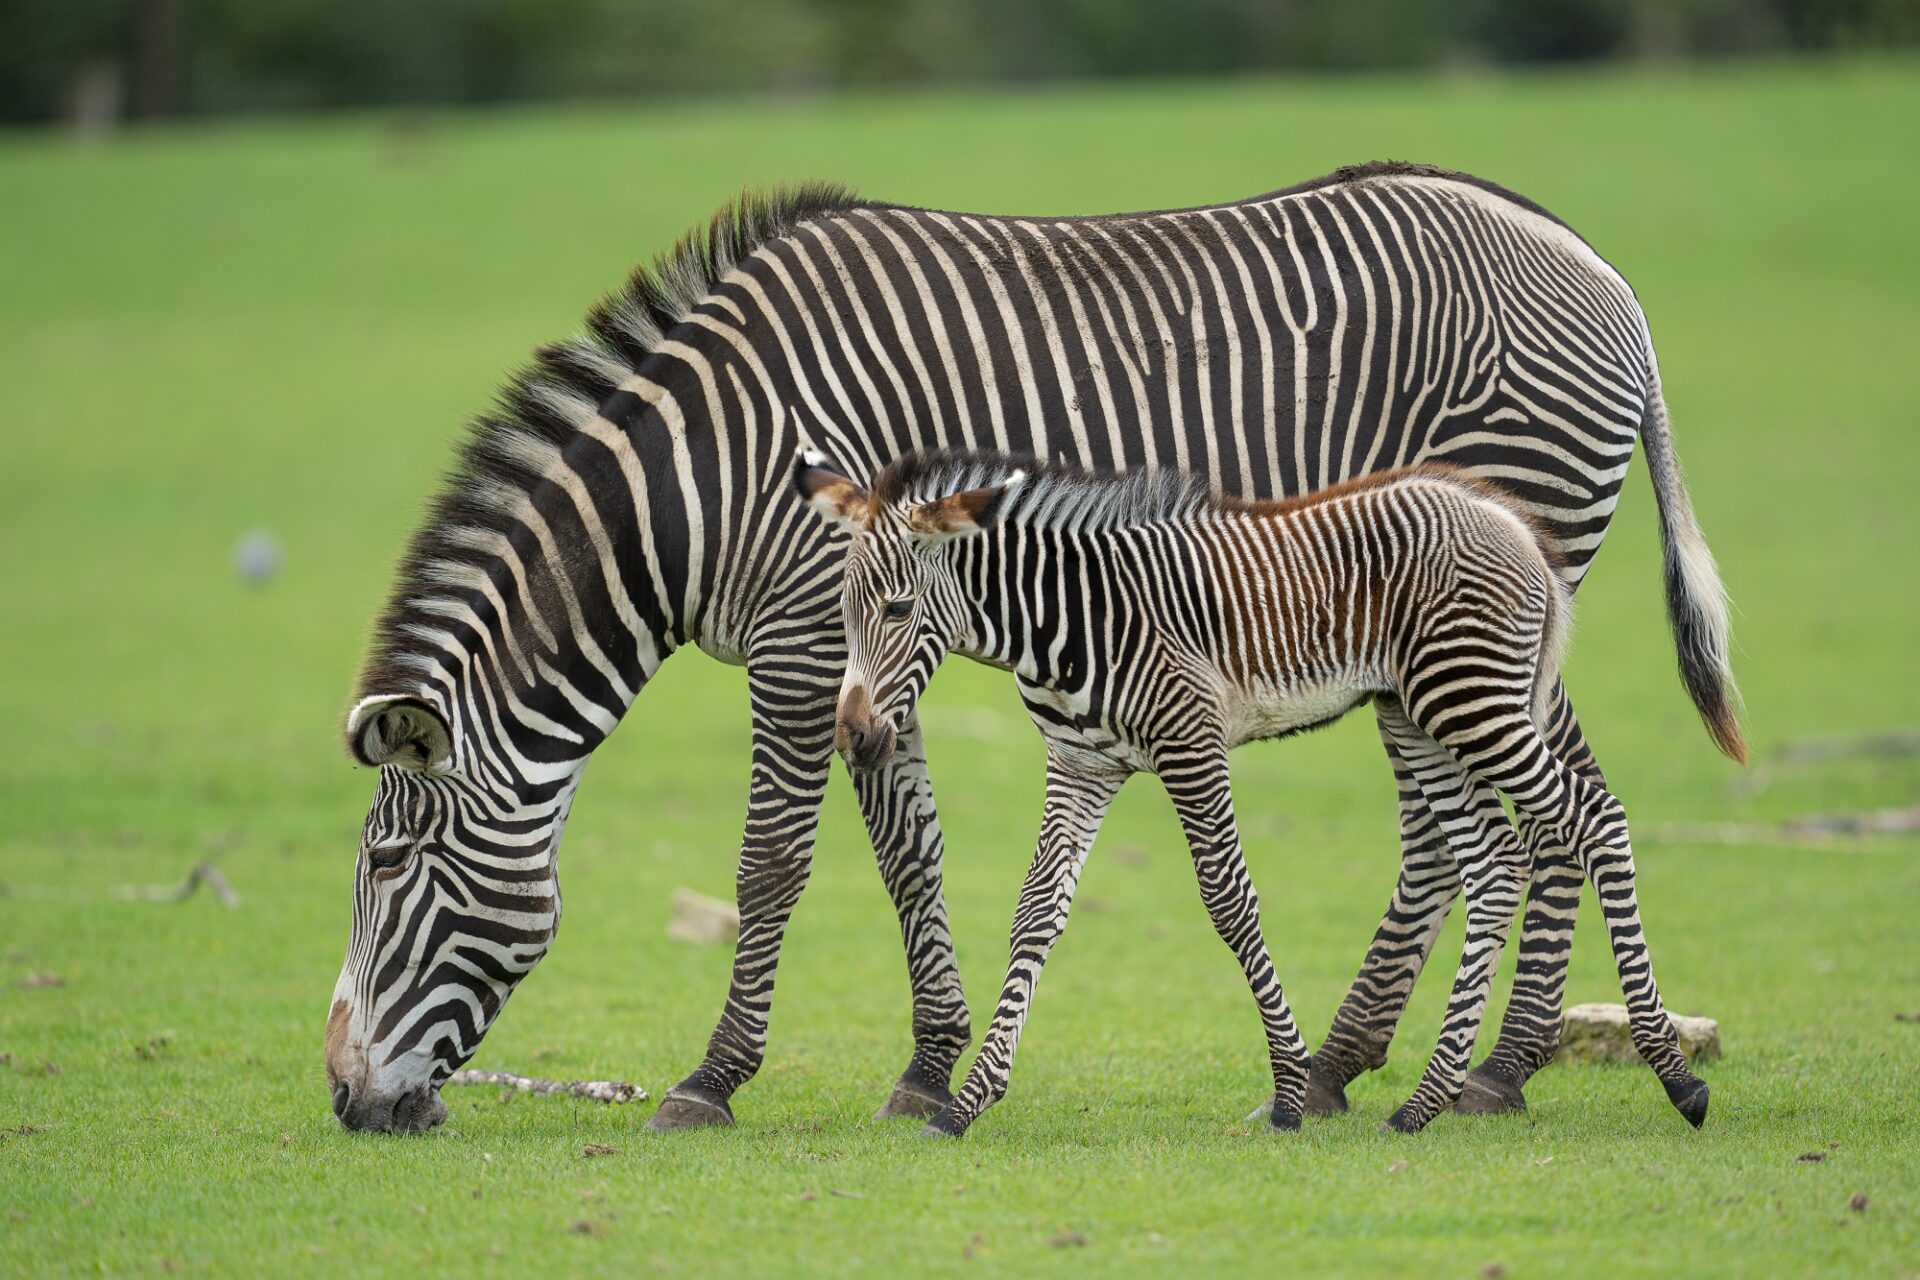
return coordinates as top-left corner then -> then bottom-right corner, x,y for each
323,162 -> 1739,1133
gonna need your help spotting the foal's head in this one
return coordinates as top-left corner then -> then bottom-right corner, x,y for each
793,449 -> 1025,773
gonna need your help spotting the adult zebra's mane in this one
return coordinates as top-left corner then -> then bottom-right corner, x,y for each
354,182 -> 863,708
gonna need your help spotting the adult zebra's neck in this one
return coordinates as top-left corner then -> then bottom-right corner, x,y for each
349,185 -> 864,790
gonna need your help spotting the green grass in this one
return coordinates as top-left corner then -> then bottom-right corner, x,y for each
3,57 -> 1918,1277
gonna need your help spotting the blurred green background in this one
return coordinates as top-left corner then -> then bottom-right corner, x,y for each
2,36 -> 1917,1280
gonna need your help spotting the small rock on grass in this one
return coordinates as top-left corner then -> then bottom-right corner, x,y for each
666,889 -> 739,945
1555,1003 -> 1720,1066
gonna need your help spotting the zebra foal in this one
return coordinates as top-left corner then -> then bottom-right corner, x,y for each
797,447 -> 1710,1136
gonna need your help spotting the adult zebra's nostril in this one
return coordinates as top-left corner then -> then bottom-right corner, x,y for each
332,1080 -> 352,1119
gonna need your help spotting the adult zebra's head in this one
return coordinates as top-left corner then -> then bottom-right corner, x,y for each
326,693 -> 576,1133
794,449 -> 1025,774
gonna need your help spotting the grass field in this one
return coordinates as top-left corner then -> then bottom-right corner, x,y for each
3,56 -> 1918,1277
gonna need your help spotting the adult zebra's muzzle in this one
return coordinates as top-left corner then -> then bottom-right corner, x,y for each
326,997 -> 449,1134
835,684 -> 898,773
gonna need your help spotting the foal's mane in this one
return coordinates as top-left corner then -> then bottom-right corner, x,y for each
355,182 -> 863,704
873,450 -> 1564,573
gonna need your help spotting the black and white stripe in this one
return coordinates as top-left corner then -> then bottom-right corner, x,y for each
803,451 -> 1709,1135
327,164 -> 1740,1131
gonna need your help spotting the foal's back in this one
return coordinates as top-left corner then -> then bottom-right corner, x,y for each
1192,467 -> 1563,717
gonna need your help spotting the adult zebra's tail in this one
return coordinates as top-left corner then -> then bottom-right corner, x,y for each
1641,382 -> 1746,764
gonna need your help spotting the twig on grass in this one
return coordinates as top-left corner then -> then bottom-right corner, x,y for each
1644,806 -> 1920,850
444,1069 -> 647,1104
1737,730 -> 1920,796
112,862 -> 242,908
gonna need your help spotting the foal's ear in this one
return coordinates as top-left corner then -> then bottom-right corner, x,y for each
905,470 -> 1026,545
792,449 -> 870,532
346,695 -> 454,771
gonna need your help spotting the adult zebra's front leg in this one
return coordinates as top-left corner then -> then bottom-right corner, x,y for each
648,658 -> 839,1132
923,754 -> 1125,1138
852,712 -> 973,1120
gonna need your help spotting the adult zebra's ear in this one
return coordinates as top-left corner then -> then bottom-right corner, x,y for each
346,695 -> 454,771
905,470 -> 1026,545
792,449 -> 870,531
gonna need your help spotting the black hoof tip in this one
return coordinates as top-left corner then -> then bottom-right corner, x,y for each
919,1109 -> 967,1139
874,1077 -> 952,1121
1665,1077 -> 1710,1129
645,1087 -> 735,1133
1267,1105 -> 1303,1133
1456,1064 -> 1528,1115
1383,1107 -> 1426,1135
1304,1063 -> 1351,1116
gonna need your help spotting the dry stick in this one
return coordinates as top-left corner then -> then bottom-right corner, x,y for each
444,1069 -> 647,1104
112,861 -> 242,908
1738,730 -> 1920,796
1645,806 -> 1920,849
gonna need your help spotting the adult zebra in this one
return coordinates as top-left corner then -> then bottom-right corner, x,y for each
323,162 -> 1741,1133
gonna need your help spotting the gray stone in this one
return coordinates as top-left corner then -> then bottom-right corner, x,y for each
1555,1002 -> 1721,1066
665,888 -> 739,945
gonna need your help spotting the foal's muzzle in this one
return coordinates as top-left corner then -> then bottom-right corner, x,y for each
835,685 -> 898,773
837,715 -> 897,773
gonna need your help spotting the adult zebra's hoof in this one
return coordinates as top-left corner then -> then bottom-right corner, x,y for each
1665,1076 -> 1710,1129
1267,1103 -> 1303,1133
874,1075 -> 952,1121
646,1086 -> 735,1133
1305,1060 -> 1352,1116
1456,1063 -> 1528,1115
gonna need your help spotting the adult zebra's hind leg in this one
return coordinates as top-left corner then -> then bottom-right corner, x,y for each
852,713 -> 972,1120
649,660 -> 839,1132
1461,679 -> 1597,1115
1306,707 -> 1466,1115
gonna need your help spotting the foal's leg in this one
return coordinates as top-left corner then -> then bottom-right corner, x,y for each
924,756 -> 1126,1138
851,713 -> 973,1120
1446,707 -> 1710,1128
1461,679 -> 1597,1114
1374,704 -> 1530,1134
1160,742 -> 1314,1130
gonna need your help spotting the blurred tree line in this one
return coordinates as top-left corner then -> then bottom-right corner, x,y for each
3,0 -> 1913,126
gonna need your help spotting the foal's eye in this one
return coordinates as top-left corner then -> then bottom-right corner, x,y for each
366,842 -> 413,873
882,598 -> 912,621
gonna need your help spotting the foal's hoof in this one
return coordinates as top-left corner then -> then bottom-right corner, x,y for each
873,1076 -> 952,1121
1304,1062 -> 1352,1116
646,1086 -> 735,1133
1267,1103 -> 1303,1133
1383,1105 -> 1429,1135
1456,1063 -> 1528,1115
920,1108 -> 968,1139
1665,1076 -> 1710,1129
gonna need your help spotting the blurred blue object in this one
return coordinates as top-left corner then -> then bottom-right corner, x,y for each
233,528 -> 281,587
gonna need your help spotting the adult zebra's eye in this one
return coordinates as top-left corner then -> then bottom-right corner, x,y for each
882,598 -> 912,621
366,842 -> 413,873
